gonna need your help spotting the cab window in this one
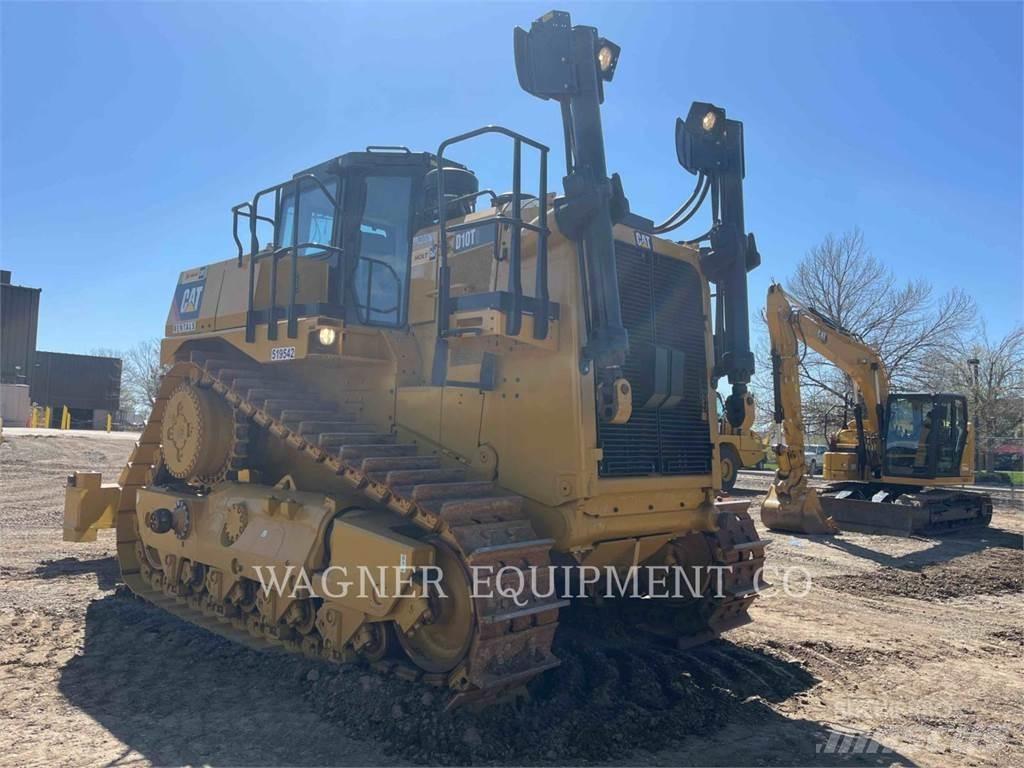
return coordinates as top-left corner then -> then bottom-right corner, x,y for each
277,177 -> 341,257
350,175 -> 413,326
883,395 -> 966,477
884,396 -> 930,476
933,397 -> 966,475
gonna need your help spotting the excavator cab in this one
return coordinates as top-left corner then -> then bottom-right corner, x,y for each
882,393 -> 969,479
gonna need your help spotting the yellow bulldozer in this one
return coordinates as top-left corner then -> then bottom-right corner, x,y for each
716,391 -> 767,491
761,283 -> 993,536
62,11 -> 768,706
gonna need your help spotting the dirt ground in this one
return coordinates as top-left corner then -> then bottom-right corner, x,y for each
1,429 -> 1021,767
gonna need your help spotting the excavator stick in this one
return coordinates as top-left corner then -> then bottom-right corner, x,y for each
761,483 -> 838,535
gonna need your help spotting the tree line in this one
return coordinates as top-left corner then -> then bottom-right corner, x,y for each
750,227 -> 1023,463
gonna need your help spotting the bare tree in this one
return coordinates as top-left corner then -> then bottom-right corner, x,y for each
122,339 -> 166,421
89,341 -> 167,423
124,339 -> 165,411
754,227 -> 977,440
921,323 -> 1024,467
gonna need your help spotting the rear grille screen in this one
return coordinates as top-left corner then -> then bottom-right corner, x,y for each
596,242 -> 712,477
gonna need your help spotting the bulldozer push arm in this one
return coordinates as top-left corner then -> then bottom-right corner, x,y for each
761,284 -> 838,534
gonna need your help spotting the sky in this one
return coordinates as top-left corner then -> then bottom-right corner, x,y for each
2,1 -> 1022,356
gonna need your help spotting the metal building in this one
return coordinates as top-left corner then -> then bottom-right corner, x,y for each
1,269 -> 41,385
0,271 -> 121,429
30,351 -> 122,428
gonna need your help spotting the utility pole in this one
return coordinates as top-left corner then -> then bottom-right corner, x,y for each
968,357 -> 981,471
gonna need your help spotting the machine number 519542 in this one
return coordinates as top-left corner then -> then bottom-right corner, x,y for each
270,346 -> 296,361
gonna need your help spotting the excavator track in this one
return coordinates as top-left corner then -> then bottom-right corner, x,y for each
109,351 -> 765,705
821,484 -> 994,537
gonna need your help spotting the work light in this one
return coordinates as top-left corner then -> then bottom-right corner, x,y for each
318,327 -> 337,346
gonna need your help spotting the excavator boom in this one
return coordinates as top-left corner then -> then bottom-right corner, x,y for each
760,284 -> 838,534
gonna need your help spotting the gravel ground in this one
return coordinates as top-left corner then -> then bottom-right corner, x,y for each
1,430 -> 1021,767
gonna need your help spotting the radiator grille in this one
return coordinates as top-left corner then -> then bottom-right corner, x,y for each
597,243 -> 712,477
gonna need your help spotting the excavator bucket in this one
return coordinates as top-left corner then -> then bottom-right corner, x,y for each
761,484 -> 838,535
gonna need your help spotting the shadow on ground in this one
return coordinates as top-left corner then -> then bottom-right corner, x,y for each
820,525 -> 1022,571
59,594 -> 914,766
34,556 -> 120,591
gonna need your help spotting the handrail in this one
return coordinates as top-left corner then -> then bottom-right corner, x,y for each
265,242 -> 342,340
366,145 -> 412,154
350,255 -> 403,319
244,173 -> 340,342
449,189 -> 498,209
232,202 -> 275,265
435,125 -> 550,351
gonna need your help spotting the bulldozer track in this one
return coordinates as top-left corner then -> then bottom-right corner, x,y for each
109,351 -> 764,706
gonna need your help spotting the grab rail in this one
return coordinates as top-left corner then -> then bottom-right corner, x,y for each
240,173 -> 340,342
435,126 -> 550,342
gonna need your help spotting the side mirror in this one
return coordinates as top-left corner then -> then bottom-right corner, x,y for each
514,11 -> 576,101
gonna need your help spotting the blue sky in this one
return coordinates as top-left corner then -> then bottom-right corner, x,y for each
2,2 -> 1021,355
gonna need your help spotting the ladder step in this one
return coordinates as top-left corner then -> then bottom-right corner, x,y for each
261,399 -> 334,416
245,388 -> 311,403
339,443 -> 418,460
278,409 -> 337,426
318,430 -> 390,447
437,495 -> 524,525
298,419 -> 358,436
411,481 -> 495,502
362,456 -> 441,475
385,468 -> 466,486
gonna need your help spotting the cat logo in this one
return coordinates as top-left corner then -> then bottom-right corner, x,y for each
634,231 -> 653,250
180,285 -> 204,314
174,274 -> 207,321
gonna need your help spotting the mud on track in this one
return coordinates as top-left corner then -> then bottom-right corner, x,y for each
2,431 -> 1022,767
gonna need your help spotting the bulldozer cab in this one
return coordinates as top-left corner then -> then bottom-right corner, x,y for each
233,149 -> 467,339
882,393 -> 969,480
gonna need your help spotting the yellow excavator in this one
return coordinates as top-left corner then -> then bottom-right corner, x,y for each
61,11 -> 768,707
762,283 -> 993,536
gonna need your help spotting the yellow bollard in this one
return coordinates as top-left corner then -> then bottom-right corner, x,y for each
106,413 -> 113,433
44,405 -> 52,429
62,406 -> 70,430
